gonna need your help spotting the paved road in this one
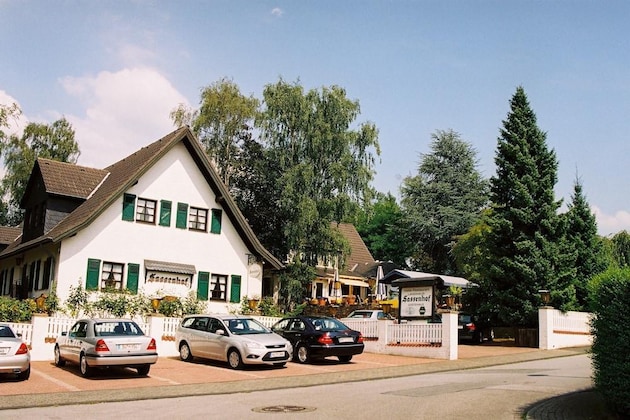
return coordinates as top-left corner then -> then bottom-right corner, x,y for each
1,353 -> 594,419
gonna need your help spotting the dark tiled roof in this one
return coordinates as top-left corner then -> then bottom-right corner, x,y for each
332,222 -> 375,275
37,158 -> 108,199
0,127 -> 283,269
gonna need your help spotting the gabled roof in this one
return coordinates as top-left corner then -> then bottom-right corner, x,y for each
333,222 -> 375,276
1,127 -> 283,269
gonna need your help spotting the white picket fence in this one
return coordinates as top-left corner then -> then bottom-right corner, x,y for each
5,312 -> 463,361
539,307 -> 593,349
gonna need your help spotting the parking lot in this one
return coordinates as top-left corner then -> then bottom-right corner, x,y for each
0,342 -> 538,397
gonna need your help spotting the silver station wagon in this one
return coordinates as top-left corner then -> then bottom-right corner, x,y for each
175,314 -> 292,369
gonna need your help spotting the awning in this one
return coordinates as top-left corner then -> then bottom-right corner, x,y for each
339,279 -> 368,288
144,259 -> 196,275
381,269 -> 477,288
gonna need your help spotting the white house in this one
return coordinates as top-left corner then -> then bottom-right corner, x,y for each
0,127 -> 283,312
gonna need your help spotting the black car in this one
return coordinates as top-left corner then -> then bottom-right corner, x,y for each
458,313 -> 494,344
271,316 -> 364,363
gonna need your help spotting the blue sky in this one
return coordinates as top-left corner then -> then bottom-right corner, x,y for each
1,1 -> 629,235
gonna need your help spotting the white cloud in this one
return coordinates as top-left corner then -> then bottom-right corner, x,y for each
59,67 -> 190,168
592,205 -> 630,237
271,8 -> 284,17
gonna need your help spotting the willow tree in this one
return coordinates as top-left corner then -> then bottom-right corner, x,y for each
256,80 -> 380,298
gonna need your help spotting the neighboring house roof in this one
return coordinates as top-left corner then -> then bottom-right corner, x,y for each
0,226 -> 21,246
0,127 -> 283,269
333,222 -> 375,277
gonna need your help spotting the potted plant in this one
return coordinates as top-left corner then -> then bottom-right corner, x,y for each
448,285 -> 463,309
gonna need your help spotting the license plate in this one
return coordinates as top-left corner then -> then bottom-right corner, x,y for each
117,344 -> 141,351
269,351 -> 285,358
0,347 -> 9,355
338,337 -> 354,343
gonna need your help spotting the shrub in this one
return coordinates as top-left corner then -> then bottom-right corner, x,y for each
589,267 -> 630,415
158,297 -> 183,317
182,291 -> 206,315
0,296 -> 34,322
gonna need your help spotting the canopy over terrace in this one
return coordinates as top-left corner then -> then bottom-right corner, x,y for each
379,270 -> 478,289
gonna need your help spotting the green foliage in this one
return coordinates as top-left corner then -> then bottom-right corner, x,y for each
158,298 -> 183,317
257,79 -> 380,264
182,291 -> 207,315
401,129 -> 488,274
589,267 -> 630,415
0,296 -> 34,322
279,259 -> 316,310
610,231 -> 630,267
482,87 -> 566,327
355,192 -> 410,267
0,117 -> 79,225
561,178 -> 608,310
257,296 -> 282,317
173,77 -> 260,186
65,282 -> 90,318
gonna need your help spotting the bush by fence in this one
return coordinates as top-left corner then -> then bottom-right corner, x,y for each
589,267 -> 630,416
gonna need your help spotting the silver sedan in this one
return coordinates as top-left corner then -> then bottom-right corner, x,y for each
54,318 -> 158,377
0,324 -> 30,380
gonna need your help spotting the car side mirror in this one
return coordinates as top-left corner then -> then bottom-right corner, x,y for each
61,331 -> 67,337
215,329 -> 226,336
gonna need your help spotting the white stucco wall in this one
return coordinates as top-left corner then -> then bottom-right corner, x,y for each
53,143 -> 262,313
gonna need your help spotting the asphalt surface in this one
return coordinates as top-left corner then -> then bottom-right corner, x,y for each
0,344 -> 619,419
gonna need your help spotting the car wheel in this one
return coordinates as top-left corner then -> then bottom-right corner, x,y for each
54,345 -> 66,367
296,345 -> 310,364
179,342 -> 193,362
487,329 -> 495,342
80,354 -> 92,378
17,366 -> 30,381
338,355 -> 352,363
474,331 -> 484,345
137,365 -> 151,376
228,349 -> 243,369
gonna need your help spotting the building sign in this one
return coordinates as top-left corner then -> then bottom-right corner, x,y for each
400,286 -> 433,318
146,271 -> 192,287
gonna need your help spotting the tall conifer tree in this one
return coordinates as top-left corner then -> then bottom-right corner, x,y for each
484,86 -> 565,327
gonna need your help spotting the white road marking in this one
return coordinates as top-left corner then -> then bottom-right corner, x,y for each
147,374 -> 180,385
33,370 -> 81,392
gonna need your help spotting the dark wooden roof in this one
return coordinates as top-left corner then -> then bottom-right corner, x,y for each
36,158 -> 108,199
0,127 -> 283,269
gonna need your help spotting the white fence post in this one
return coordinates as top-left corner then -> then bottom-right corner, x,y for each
442,311 -> 458,360
539,306 -> 554,349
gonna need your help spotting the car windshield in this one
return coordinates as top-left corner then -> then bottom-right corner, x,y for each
226,318 -> 269,335
95,321 -> 145,336
347,311 -> 373,318
458,314 -> 472,324
310,318 -> 350,331
0,325 -> 15,338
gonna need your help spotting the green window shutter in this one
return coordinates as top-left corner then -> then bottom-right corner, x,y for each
159,200 -> 172,227
230,275 -> 241,303
176,202 -> 188,229
197,271 -> 209,300
127,263 -> 140,294
86,258 -> 101,291
210,209 -> 222,234
122,194 -> 136,221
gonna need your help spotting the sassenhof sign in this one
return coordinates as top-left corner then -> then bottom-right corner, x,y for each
400,286 -> 433,318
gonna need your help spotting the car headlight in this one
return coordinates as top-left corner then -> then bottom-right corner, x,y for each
245,341 -> 264,349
